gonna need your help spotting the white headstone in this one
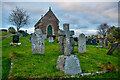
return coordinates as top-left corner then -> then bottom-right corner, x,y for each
49,37 -> 54,43
78,33 -> 86,53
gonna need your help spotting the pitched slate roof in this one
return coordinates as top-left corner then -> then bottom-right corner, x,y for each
34,7 -> 59,27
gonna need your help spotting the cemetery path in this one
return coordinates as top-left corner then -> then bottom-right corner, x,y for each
0,34 -> 13,41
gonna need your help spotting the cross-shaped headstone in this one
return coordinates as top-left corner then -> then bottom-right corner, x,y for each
59,24 -> 74,56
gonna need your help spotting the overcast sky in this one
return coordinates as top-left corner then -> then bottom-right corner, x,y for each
1,0 -> 119,36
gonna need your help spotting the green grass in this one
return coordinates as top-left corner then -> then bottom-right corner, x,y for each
0,32 -> 11,36
2,57 -> 11,80
2,35 -> 119,79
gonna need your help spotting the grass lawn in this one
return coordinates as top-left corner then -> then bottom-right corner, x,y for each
0,32 -> 11,36
2,35 -> 119,79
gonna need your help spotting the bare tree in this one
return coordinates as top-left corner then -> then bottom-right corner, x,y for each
9,7 -> 30,32
97,23 -> 109,39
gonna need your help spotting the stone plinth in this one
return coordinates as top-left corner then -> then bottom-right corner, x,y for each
56,55 -> 82,75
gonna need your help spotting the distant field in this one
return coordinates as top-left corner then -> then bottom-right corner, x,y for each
2,35 -> 119,79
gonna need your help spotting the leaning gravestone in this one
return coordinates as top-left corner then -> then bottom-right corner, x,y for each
32,29 -> 44,54
57,23 -> 82,75
13,35 -> 19,43
78,33 -> 86,53
106,43 -> 118,55
49,37 -> 54,43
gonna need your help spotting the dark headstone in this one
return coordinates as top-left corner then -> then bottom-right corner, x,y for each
92,39 -> 97,45
74,37 -> 78,42
87,38 -> 92,45
97,40 -> 99,43
22,33 -> 27,37
29,36 -> 31,42
106,43 -> 118,55
13,35 -> 19,43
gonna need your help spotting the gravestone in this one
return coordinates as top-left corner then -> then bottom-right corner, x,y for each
43,34 -> 47,39
59,36 -> 75,53
22,33 -> 27,37
74,37 -> 78,42
29,36 -> 31,42
13,35 -> 19,43
57,23 -> 82,75
59,36 -> 65,53
106,43 -> 118,55
32,29 -> 44,54
78,33 -> 86,53
49,37 -> 54,43
104,39 -> 108,48
70,37 -> 75,53
92,39 -> 97,45
16,32 -> 21,37
101,40 -> 104,46
87,38 -> 92,45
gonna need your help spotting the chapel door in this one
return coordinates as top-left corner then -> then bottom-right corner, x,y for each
47,25 -> 52,35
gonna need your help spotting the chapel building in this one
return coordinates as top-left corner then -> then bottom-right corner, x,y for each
34,7 -> 59,37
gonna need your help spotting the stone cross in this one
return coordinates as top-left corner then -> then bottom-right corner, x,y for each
59,24 -> 74,56
32,29 -> 44,54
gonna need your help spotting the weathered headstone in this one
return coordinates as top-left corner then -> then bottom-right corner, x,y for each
70,37 -> 75,53
57,23 -> 82,75
43,34 -> 47,39
32,29 -> 44,54
106,43 -> 118,55
59,36 -> 75,53
49,37 -> 54,43
13,35 -> 19,43
59,36 -> 65,53
78,33 -> 86,53
104,39 -> 108,48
